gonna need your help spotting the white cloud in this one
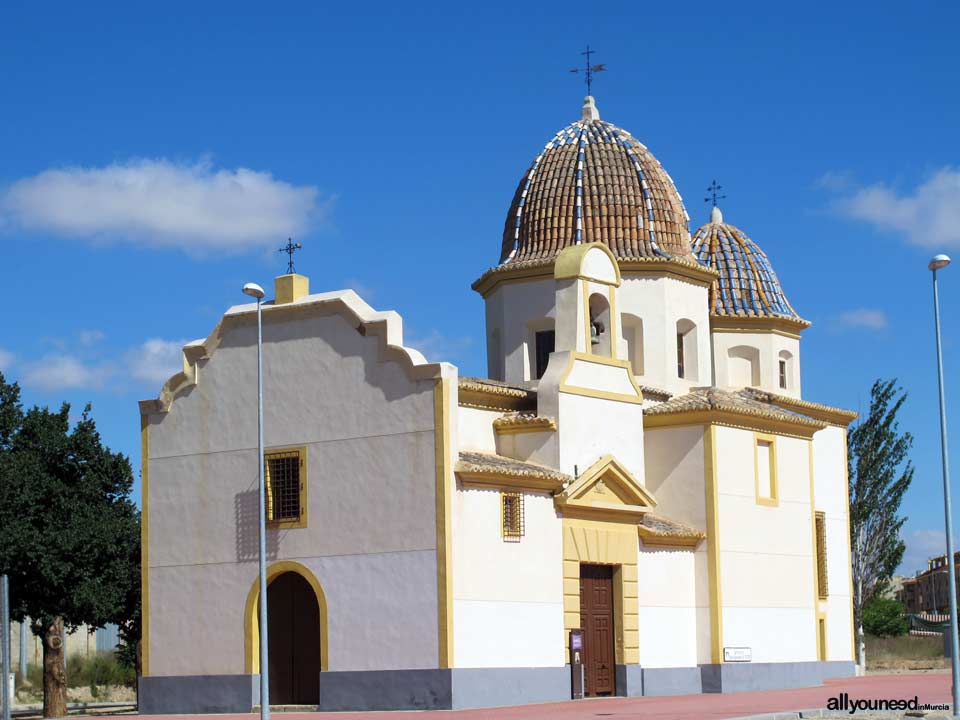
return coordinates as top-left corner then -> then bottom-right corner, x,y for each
830,167 -> 960,249
22,354 -> 113,391
836,308 -> 888,330
0,348 -> 13,372
78,329 -> 105,347
900,528 -> 950,576
126,338 -> 189,385
406,329 -> 473,364
0,158 -> 324,252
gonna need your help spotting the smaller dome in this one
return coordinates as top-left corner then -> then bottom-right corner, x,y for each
692,208 -> 806,323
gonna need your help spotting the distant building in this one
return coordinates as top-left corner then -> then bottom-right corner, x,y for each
899,553 -> 960,614
8,620 -> 119,674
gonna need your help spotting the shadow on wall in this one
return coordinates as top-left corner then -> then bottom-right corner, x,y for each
235,486 -> 280,562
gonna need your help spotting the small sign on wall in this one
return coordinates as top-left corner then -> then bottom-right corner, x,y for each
724,647 -> 752,662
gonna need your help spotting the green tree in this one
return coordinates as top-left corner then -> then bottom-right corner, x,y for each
862,596 -> 909,637
849,378 -> 914,666
0,372 -> 140,717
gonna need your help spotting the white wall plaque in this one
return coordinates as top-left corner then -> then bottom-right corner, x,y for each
724,647 -> 752,662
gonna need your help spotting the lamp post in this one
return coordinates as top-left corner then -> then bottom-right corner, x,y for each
242,282 -> 270,720
929,254 -> 959,718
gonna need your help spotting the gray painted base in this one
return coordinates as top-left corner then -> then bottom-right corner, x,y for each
138,661 -> 858,713
139,674 -> 258,714
700,660 -> 856,694
615,664 -> 644,697
642,665 -> 703,696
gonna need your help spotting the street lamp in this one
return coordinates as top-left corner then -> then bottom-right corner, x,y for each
242,282 -> 270,720
929,254 -> 959,718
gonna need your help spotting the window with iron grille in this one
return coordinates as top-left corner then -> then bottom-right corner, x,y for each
265,449 -> 304,526
502,492 -> 524,541
815,511 -> 828,598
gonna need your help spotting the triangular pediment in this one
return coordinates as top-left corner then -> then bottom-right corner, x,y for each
554,455 -> 656,519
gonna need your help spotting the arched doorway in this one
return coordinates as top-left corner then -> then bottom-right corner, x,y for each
267,572 -> 320,704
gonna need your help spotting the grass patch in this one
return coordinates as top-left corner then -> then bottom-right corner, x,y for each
866,633 -> 947,671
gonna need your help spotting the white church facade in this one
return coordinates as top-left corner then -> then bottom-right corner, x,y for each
138,96 -> 856,712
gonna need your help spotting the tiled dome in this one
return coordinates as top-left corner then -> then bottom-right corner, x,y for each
692,207 -> 805,322
499,97 -> 692,265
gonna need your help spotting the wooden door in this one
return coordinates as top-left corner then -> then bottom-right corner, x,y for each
267,572 -> 321,705
580,564 -> 616,696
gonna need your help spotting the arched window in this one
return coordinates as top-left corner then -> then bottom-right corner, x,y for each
778,350 -> 794,391
728,345 -> 760,387
621,313 -> 644,376
589,293 -> 612,357
676,319 -> 699,382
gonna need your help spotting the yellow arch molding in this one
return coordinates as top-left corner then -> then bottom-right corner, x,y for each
243,560 -> 330,673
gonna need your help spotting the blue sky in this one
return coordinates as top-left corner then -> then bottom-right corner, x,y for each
2,1 -> 958,574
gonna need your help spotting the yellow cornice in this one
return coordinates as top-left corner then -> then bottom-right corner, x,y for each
472,256 -> 719,298
644,409 -> 825,439
637,525 -> 704,549
554,454 -> 657,520
456,470 -> 566,493
710,314 -> 810,339
493,414 -> 557,435
558,352 -> 645,405
457,379 -> 537,413
752,390 -> 858,427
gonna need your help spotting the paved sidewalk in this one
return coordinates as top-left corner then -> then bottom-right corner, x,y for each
89,673 -> 952,720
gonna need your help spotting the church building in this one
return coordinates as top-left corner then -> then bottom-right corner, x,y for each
138,95 -> 857,713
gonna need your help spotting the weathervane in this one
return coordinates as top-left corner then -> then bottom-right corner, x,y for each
569,45 -> 606,96
705,180 -> 726,207
279,238 -> 302,274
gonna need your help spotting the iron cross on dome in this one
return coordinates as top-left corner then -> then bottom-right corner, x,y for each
279,238 -> 302,274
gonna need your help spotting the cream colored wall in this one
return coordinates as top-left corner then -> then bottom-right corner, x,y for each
812,425 -> 855,661
145,305 -> 444,676
457,406 -> 499,453
713,426 -> 817,663
637,546 -> 708,667
643,426 -> 712,665
616,275 -> 712,396
483,278 -> 556,384
451,487 -> 564,668
711,330 -> 802,397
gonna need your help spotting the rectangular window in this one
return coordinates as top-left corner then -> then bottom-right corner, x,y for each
755,436 -> 777,505
502,492 -> 524,541
676,332 -> 685,378
535,330 -> 555,380
815,511 -> 828,598
779,359 -> 788,389
265,448 -> 305,527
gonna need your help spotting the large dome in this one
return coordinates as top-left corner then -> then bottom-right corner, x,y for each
691,206 -> 806,323
499,97 -> 692,265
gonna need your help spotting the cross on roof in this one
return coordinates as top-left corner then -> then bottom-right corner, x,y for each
569,45 -> 606,97
279,238 -> 302,274
705,180 -> 726,207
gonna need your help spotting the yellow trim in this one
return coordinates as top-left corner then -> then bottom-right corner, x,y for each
263,446 -> 308,529
709,315 -> 808,339
434,379 -> 454,668
243,560 -> 329,673
644,409 -> 822,439
471,256 -> 717,298
815,511 -> 828,599
493,417 -> 557,435
704,424 -> 723,663
843,431 -> 856,661
140,416 -> 150,677
561,520 -> 639,666
555,454 -> 658,521
753,432 -> 778,506
557,352 -> 644,405
554,242 -> 622,286
809,441 -> 822,656
817,612 -> 828,661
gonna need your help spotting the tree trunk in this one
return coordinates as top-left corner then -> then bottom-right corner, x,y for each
42,617 -> 67,718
